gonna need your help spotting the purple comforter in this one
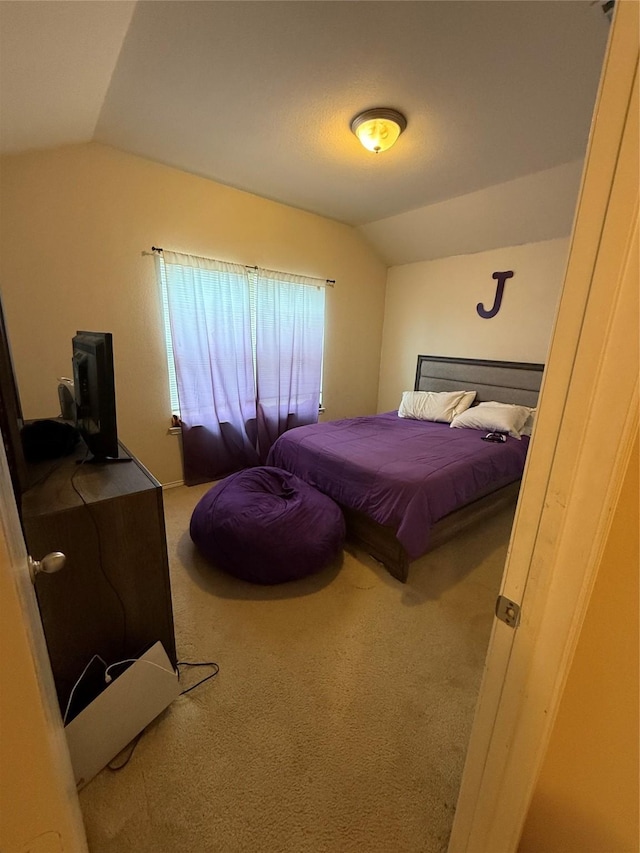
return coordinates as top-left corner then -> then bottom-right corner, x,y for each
266,412 -> 529,559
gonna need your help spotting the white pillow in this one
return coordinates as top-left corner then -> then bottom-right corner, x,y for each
398,390 -> 476,423
520,408 -> 537,437
449,402 -> 532,439
476,401 -> 537,436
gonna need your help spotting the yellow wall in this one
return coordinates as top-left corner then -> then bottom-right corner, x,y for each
520,433 -> 639,852
377,238 -> 568,412
0,142 -> 387,484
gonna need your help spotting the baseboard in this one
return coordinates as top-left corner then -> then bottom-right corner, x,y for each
162,479 -> 185,490
64,641 -> 180,789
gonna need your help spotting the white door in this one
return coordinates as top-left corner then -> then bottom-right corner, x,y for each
449,3 -> 639,850
0,438 -> 88,851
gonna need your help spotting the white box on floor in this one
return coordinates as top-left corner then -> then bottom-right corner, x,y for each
65,641 -> 180,789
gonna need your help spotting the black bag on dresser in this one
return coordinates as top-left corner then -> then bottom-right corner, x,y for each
21,419 -> 80,462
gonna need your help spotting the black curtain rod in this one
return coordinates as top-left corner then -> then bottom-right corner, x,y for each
151,247 -> 335,285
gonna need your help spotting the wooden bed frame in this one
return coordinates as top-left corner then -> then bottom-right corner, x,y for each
342,355 -> 544,583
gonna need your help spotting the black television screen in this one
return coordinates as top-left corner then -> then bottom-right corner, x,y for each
72,331 -> 123,463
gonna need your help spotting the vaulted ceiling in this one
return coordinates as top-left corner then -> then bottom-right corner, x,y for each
0,1 -> 609,260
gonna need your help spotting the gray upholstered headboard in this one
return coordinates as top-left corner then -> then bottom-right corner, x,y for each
414,355 -> 544,408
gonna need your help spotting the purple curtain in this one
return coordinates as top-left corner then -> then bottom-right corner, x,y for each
162,254 -> 325,484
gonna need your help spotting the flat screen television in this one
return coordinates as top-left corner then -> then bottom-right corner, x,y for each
72,331 -> 128,463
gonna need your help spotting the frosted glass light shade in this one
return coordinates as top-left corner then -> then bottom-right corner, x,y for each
351,108 -> 407,154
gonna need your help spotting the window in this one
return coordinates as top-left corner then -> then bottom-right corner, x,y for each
156,250 -> 328,481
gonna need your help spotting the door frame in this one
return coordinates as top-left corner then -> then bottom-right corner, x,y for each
0,438 -> 88,849
449,3 -> 639,850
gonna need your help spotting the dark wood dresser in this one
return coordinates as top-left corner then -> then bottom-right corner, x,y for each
21,440 -> 177,715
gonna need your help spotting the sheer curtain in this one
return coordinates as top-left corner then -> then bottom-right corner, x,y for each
161,252 -> 326,483
254,269 -> 325,461
162,252 -> 259,484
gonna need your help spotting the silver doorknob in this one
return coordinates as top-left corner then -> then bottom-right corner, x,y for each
29,551 -> 66,582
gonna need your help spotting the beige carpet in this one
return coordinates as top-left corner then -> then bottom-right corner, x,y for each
79,482 -> 514,853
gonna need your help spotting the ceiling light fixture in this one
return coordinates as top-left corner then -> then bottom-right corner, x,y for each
350,108 -> 407,154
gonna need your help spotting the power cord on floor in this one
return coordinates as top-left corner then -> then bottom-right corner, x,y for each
177,660 -> 220,695
108,732 -> 144,771
105,658 -> 220,773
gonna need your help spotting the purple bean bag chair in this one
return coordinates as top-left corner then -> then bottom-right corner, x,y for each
190,466 -> 345,584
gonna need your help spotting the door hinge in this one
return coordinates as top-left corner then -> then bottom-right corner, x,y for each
496,594 -> 521,628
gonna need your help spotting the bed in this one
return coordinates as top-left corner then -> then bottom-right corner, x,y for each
266,355 -> 544,582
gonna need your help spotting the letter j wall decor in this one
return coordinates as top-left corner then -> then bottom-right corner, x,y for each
477,270 -> 514,319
